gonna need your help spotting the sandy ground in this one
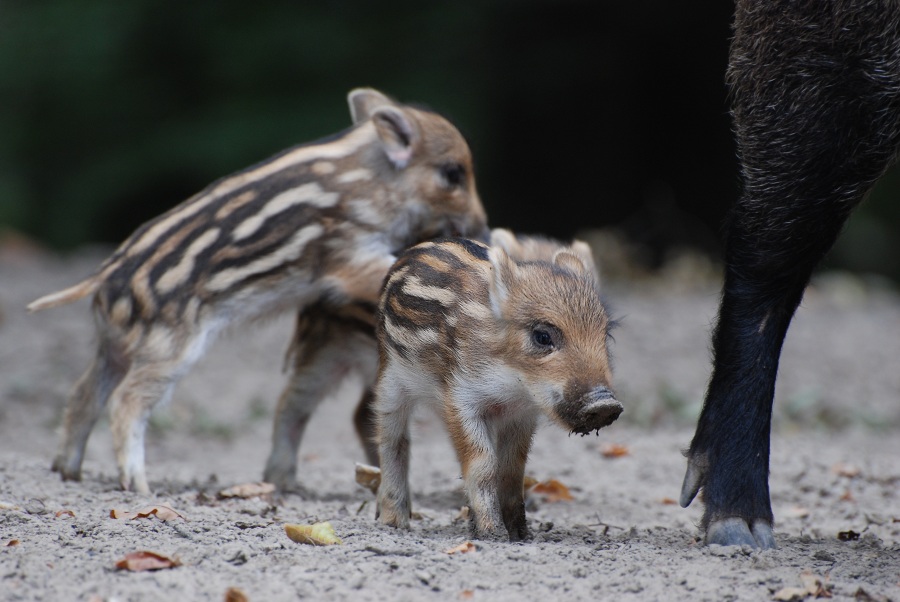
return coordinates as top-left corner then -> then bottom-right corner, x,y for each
1,245 -> 899,601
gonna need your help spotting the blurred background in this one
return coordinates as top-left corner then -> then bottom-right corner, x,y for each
2,0 -> 898,281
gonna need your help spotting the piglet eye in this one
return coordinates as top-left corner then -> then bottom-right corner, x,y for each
440,162 -> 465,187
531,327 -> 554,348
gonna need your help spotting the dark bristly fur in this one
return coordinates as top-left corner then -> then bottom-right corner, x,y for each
681,1 -> 900,548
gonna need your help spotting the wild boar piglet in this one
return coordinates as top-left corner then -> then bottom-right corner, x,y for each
29,88 -> 489,494
375,237 -> 620,541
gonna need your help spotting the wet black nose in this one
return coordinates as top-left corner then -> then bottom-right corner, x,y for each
571,387 -> 622,435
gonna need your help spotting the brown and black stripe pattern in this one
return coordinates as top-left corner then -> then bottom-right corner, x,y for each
378,237 -> 491,370
29,88 -> 489,494
375,234 -> 621,541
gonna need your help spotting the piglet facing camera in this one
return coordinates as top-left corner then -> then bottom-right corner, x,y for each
556,384 -> 623,436
374,236 -> 619,541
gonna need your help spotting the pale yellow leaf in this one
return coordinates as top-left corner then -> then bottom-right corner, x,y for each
284,521 -> 342,546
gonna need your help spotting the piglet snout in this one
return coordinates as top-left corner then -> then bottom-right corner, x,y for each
570,387 -> 622,435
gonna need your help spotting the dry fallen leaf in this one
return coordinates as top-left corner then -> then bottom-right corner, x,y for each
772,586 -> 812,601
115,551 -> 181,572
460,590 -> 475,599
831,462 -> 861,478
529,479 -> 574,502
599,443 -> 630,458
55,509 -> 75,518
784,506 -> 810,519
355,463 -> 381,494
445,541 -> 477,555
660,497 -> 678,505
5,539 -> 20,547
284,522 -> 342,546
218,482 -> 276,500
799,572 -> 831,598
224,587 -> 249,602
110,505 -> 186,522
854,586 -> 889,601
772,571 -> 831,601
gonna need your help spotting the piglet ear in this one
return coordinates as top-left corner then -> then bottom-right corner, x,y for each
347,88 -> 395,124
553,250 -> 589,276
371,106 -> 419,170
569,240 -> 600,283
488,245 -> 515,317
488,228 -> 516,254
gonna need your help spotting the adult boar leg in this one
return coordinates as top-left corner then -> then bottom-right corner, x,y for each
681,1 -> 900,548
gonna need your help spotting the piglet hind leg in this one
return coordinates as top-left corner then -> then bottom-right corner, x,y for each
682,1 -> 900,548
263,351 -> 343,491
108,360 -> 179,494
353,390 -> 380,467
52,334 -> 129,481
264,309 -> 378,490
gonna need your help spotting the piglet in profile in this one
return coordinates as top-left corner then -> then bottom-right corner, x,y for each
375,237 -> 620,541
28,88 -> 489,494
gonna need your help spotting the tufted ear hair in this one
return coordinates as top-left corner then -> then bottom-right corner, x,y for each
347,88 -> 396,124
371,105 -> 420,170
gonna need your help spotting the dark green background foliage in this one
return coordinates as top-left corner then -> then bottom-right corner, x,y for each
2,1 -> 898,279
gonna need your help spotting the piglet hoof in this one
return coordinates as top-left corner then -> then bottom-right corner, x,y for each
118,471 -> 151,495
507,523 -> 531,542
473,527 -> 509,542
51,455 -> 82,482
706,517 -> 776,549
262,467 -> 296,493
377,504 -> 411,530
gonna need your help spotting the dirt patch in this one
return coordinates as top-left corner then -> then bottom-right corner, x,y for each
2,249 -> 898,601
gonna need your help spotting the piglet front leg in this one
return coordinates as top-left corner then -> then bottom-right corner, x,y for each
496,415 -> 536,541
448,415 -> 507,541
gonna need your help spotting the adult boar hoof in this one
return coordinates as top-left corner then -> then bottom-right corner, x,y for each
706,517 -> 776,549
